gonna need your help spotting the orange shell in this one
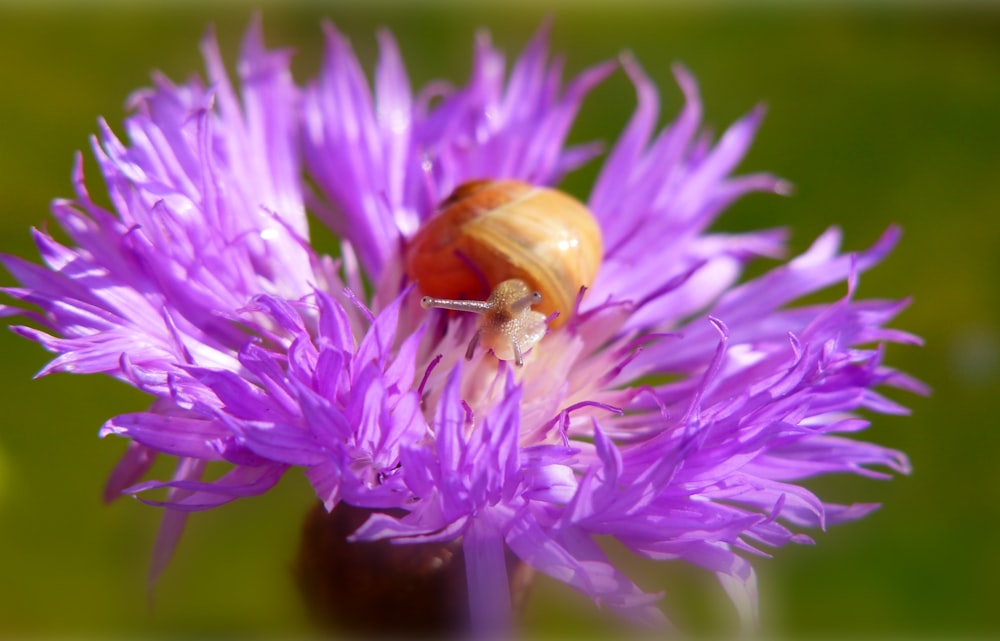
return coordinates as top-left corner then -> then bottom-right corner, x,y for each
404,180 -> 603,328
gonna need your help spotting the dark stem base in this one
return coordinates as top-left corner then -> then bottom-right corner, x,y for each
295,502 -> 535,638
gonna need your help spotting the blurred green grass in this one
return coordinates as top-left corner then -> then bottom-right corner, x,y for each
0,2 -> 997,637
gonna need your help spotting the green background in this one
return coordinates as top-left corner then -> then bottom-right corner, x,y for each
0,2 -> 997,637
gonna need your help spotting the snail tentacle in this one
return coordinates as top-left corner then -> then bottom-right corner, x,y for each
465,330 -> 481,361
512,341 -> 524,368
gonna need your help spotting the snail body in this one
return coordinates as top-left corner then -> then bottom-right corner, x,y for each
404,180 -> 603,329
420,279 -> 546,367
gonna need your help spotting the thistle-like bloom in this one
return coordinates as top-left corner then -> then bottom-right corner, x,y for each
2,17 -> 923,634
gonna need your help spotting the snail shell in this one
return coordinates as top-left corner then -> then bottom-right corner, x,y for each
404,179 -> 603,328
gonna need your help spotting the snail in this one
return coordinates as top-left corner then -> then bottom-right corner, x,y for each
405,179 -> 603,366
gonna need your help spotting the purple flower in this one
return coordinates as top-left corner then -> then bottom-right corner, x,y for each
2,16 -> 923,634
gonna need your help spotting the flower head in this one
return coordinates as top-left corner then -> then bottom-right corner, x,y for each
2,16 -> 923,634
